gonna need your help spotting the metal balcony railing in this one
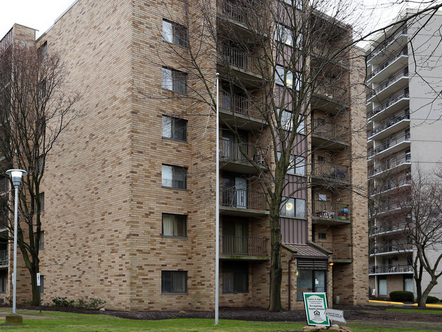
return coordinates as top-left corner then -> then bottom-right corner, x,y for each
312,120 -> 349,143
0,250 -> 7,266
370,264 -> 413,274
368,131 -> 410,158
315,241 -> 351,260
368,88 -> 409,119
313,200 -> 350,221
221,141 -> 266,165
369,153 -> 411,177
221,0 -> 248,25
222,44 -> 260,74
311,162 -> 349,181
221,236 -> 268,256
370,175 -> 411,196
221,188 -> 268,210
370,244 -> 413,254
368,46 -> 408,80
222,91 -> 248,115
367,27 -> 408,62
314,83 -> 350,106
369,109 -> 410,137
367,68 -> 409,100
370,224 -> 406,236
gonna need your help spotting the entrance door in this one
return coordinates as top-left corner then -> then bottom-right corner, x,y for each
379,276 -> 387,296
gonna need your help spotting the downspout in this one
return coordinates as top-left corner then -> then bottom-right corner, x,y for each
288,256 -> 296,311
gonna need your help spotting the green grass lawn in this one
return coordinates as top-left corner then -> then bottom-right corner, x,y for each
1,309 -> 442,331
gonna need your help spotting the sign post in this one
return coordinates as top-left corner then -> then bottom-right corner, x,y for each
303,292 -> 330,327
36,273 -> 41,313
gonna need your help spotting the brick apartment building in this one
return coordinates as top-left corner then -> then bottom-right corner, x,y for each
0,0 -> 367,311
367,9 -> 442,300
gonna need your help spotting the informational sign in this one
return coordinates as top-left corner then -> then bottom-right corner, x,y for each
303,292 -> 330,327
325,309 -> 346,323
36,273 -> 40,287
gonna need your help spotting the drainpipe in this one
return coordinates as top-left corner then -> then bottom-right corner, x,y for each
288,256 -> 296,311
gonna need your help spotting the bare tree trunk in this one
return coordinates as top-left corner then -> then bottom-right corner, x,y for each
269,212 -> 283,312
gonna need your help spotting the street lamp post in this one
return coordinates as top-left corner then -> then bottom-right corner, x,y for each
6,169 -> 27,316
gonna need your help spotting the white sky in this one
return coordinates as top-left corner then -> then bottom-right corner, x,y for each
0,0 -> 75,40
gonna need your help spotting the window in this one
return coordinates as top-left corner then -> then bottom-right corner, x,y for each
35,192 -> 44,212
279,109 -> 293,131
38,42 -> 48,60
162,271 -> 187,294
283,0 -> 303,10
162,214 -> 187,237
162,20 -> 188,48
280,197 -> 306,219
318,232 -> 327,240
275,23 -> 293,46
162,68 -> 187,94
0,271 -> 5,293
290,156 -> 305,176
162,165 -> 187,189
162,116 -> 187,141
296,269 -> 326,301
275,65 -> 301,91
222,261 -> 248,293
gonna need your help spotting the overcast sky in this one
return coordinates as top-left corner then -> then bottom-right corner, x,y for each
0,0 -> 426,42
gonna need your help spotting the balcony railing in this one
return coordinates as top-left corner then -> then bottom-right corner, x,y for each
367,27 -> 408,62
221,141 -> 266,165
314,84 -> 350,106
370,175 -> 411,196
369,153 -> 411,177
368,131 -> 410,158
221,0 -> 248,25
315,241 -> 351,260
222,188 -> 268,210
221,236 -> 268,256
312,120 -> 349,143
311,162 -> 349,181
368,46 -> 408,80
370,244 -> 413,254
222,44 -> 260,74
367,68 -> 408,100
370,264 -> 413,274
370,224 -> 406,236
313,200 -> 350,221
369,109 -> 409,137
0,250 -> 7,266
368,88 -> 409,119
222,91 -> 248,115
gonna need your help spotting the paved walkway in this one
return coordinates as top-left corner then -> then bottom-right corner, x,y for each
0,312 -> 52,319
369,300 -> 442,309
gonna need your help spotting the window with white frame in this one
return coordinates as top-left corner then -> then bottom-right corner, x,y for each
162,20 -> 188,48
162,271 -> 187,294
275,23 -> 293,46
162,116 -> 187,141
162,165 -> 187,189
280,197 -> 306,219
162,67 -> 187,94
162,214 -> 187,237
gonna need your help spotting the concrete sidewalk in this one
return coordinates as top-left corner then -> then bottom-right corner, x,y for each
369,300 -> 442,309
0,312 -> 52,319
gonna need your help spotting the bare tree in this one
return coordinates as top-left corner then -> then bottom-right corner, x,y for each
0,43 -> 79,305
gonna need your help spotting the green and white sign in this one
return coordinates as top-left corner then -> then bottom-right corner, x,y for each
303,292 -> 330,327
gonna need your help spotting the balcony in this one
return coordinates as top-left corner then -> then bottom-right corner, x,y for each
370,175 -> 411,197
221,188 -> 269,216
369,264 -> 413,275
220,91 -> 266,131
368,131 -> 410,160
220,43 -> 262,85
367,46 -> 408,82
220,140 -> 267,174
220,0 -> 248,25
367,88 -> 409,121
370,224 -> 406,237
221,236 -> 269,259
315,241 -> 351,262
367,27 -> 407,64
367,68 -> 408,103
369,153 -> 411,177
312,84 -> 350,113
0,250 -> 7,267
370,244 -> 413,255
311,162 -> 349,184
368,109 -> 409,140
311,120 -> 349,149
312,200 -> 350,225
